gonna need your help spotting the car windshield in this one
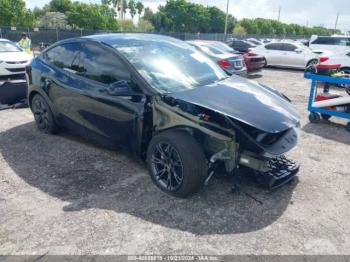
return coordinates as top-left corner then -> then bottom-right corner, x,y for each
0,41 -> 22,52
115,39 -> 227,93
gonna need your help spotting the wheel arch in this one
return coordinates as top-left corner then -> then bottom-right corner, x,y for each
28,89 -> 59,118
306,58 -> 319,67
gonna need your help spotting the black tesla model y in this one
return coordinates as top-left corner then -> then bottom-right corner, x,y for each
26,34 -> 300,197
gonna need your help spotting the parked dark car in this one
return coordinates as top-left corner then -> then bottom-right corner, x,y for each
227,39 -> 257,53
186,40 -> 247,77
207,41 -> 266,75
26,34 -> 300,197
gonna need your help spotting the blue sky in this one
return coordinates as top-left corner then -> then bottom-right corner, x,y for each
25,0 -> 350,32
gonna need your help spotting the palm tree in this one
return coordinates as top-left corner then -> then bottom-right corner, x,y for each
136,1 -> 144,20
102,0 -> 124,19
128,0 -> 137,20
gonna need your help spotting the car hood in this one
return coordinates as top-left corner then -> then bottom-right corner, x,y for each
0,51 -> 33,62
170,75 -> 300,133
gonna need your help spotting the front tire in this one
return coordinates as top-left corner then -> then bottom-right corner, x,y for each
146,130 -> 207,198
31,94 -> 58,134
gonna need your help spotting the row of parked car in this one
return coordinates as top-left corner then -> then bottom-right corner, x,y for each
227,35 -> 350,72
1,34 -> 350,83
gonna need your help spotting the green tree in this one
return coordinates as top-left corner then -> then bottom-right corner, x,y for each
66,2 -> 118,30
128,0 -> 136,19
137,18 -> 154,32
0,0 -> 36,26
48,0 -> 72,13
119,19 -> 136,31
136,1 -> 144,19
102,0 -> 122,19
143,0 -> 235,33
37,11 -> 67,29
233,24 -> 247,35
33,6 -> 45,19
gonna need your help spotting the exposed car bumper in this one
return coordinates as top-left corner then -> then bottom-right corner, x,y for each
245,58 -> 265,73
0,61 -> 30,76
226,67 -> 247,77
0,77 -> 27,105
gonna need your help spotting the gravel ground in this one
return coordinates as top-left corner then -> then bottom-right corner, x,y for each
0,68 -> 349,255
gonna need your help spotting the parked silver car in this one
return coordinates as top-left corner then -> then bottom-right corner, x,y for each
186,40 -> 247,76
252,41 -> 319,69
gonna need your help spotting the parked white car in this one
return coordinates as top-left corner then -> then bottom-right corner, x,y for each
0,39 -> 33,77
320,50 -> 350,73
309,35 -> 350,54
252,41 -> 319,69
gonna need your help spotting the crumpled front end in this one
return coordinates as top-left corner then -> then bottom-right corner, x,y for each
151,93 -> 300,190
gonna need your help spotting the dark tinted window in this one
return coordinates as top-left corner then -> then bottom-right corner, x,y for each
347,52 -> 350,57
44,43 -> 80,69
312,37 -> 350,46
231,41 -> 240,46
283,43 -> 298,51
265,43 -> 284,50
77,43 -> 130,85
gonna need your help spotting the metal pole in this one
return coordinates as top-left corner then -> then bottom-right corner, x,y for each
120,0 -> 124,20
334,13 -> 339,34
278,6 -> 281,22
224,0 -> 230,35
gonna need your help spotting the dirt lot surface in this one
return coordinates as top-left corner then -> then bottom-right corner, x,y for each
0,69 -> 349,255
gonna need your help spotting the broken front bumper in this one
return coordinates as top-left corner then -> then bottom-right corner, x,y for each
253,155 -> 299,189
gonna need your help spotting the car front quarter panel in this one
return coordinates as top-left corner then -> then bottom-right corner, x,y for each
150,96 -> 299,174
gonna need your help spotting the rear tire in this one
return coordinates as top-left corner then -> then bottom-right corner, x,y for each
307,59 -> 318,68
263,58 -> 267,68
146,130 -> 207,198
31,94 -> 58,134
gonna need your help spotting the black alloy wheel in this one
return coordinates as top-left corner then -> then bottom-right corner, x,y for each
151,142 -> 184,191
31,94 -> 58,134
147,130 -> 207,198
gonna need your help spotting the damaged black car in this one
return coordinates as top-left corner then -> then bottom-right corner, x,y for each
26,34 -> 300,197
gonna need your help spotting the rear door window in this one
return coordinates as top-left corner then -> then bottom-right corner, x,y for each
265,43 -> 284,50
312,37 -> 350,46
338,38 -> 350,46
283,43 -> 298,52
311,37 -> 331,45
44,43 -> 81,70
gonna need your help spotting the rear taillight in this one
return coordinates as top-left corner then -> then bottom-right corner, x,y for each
246,52 -> 256,57
319,57 -> 329,63
217,60 -> 231,68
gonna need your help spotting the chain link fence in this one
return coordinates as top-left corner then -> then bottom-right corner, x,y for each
0,26 -> 309,47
